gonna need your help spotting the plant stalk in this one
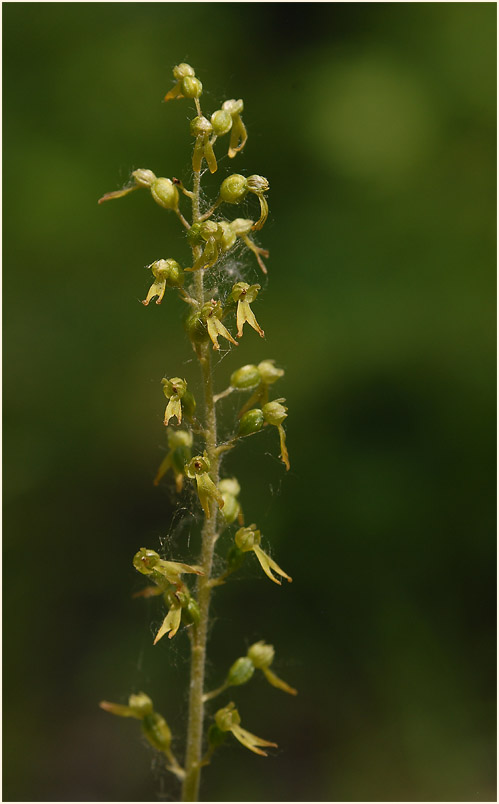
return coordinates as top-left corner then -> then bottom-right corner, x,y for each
182,167 -> 220,802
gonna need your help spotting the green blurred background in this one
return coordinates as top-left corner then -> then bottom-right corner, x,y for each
3,3 -> 496,801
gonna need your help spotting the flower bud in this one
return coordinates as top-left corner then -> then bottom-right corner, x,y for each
220,174 -> 248,204
262,400 -> 287,426
185,309 -> 209,345
183,596 -> 200,626
238,408 -> 264,436
181,76 -> 202,99
150,178 -> 179,210
227,656 -> 255,686
219,477 -> 241,497
132,169 -> 156,187
190,116 -> 212,137
230,218 -> 253,236
133,547 -> 160,575
173,63 -> 195,80
231,364 -> 260,390
219,221 -> 237,251
220,491 -> 240,525
211,109 -> 232,136
167,429 -> 193,450
247,641 -> 275,669
128,691 -> 154,717
258,360 -> 284,385
142,712 -> 172,752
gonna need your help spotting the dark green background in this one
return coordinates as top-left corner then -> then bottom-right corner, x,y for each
3,3 -> 496,801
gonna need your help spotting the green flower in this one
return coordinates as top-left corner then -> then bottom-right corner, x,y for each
142,259 -> 184,306
247,641 -> 297,695
202,300 -> 238,351
231,282 -> 264,338
186,453 -> 225,518
214,703 -> 276,756
234,525 -> 292,585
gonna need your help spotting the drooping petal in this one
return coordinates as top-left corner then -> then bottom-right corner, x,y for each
277,423 -> 290,471
142,279 -> 166,306
228,115 -> 248,158
236,300 -> 264,339
153,453 -> 173,486
98,185 -> 139,204
153,602 -> 182,643
164,395 -> 182,426
206,316 -> 238,351
231,724 -> 277,756
262,667 -> 297,696
99,701 -> 142,718
253,545 -> 292,585
196,473 -> 225,518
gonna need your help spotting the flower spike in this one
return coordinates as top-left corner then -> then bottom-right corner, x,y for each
231,282 -> 264,338
214,703 -> 277,757
234,525 -> 292,584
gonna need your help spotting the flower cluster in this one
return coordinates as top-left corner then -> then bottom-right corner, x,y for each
99,63 -> 294,794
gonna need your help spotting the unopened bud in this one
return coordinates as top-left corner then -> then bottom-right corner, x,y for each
220,174 -> 248,204
142,712 -> 172,752
231,364 -> 260,390
181,76 -> 202,99
227,656 -> 255,686
211,109 -> 232,136
219,477 -> 241,497
238,408 -> 264,436
150,178 -> 179,210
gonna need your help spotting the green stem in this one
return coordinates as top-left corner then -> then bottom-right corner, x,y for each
182,166 -> 220,802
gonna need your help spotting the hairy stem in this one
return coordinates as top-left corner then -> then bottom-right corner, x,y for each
182,166 -> 220,802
